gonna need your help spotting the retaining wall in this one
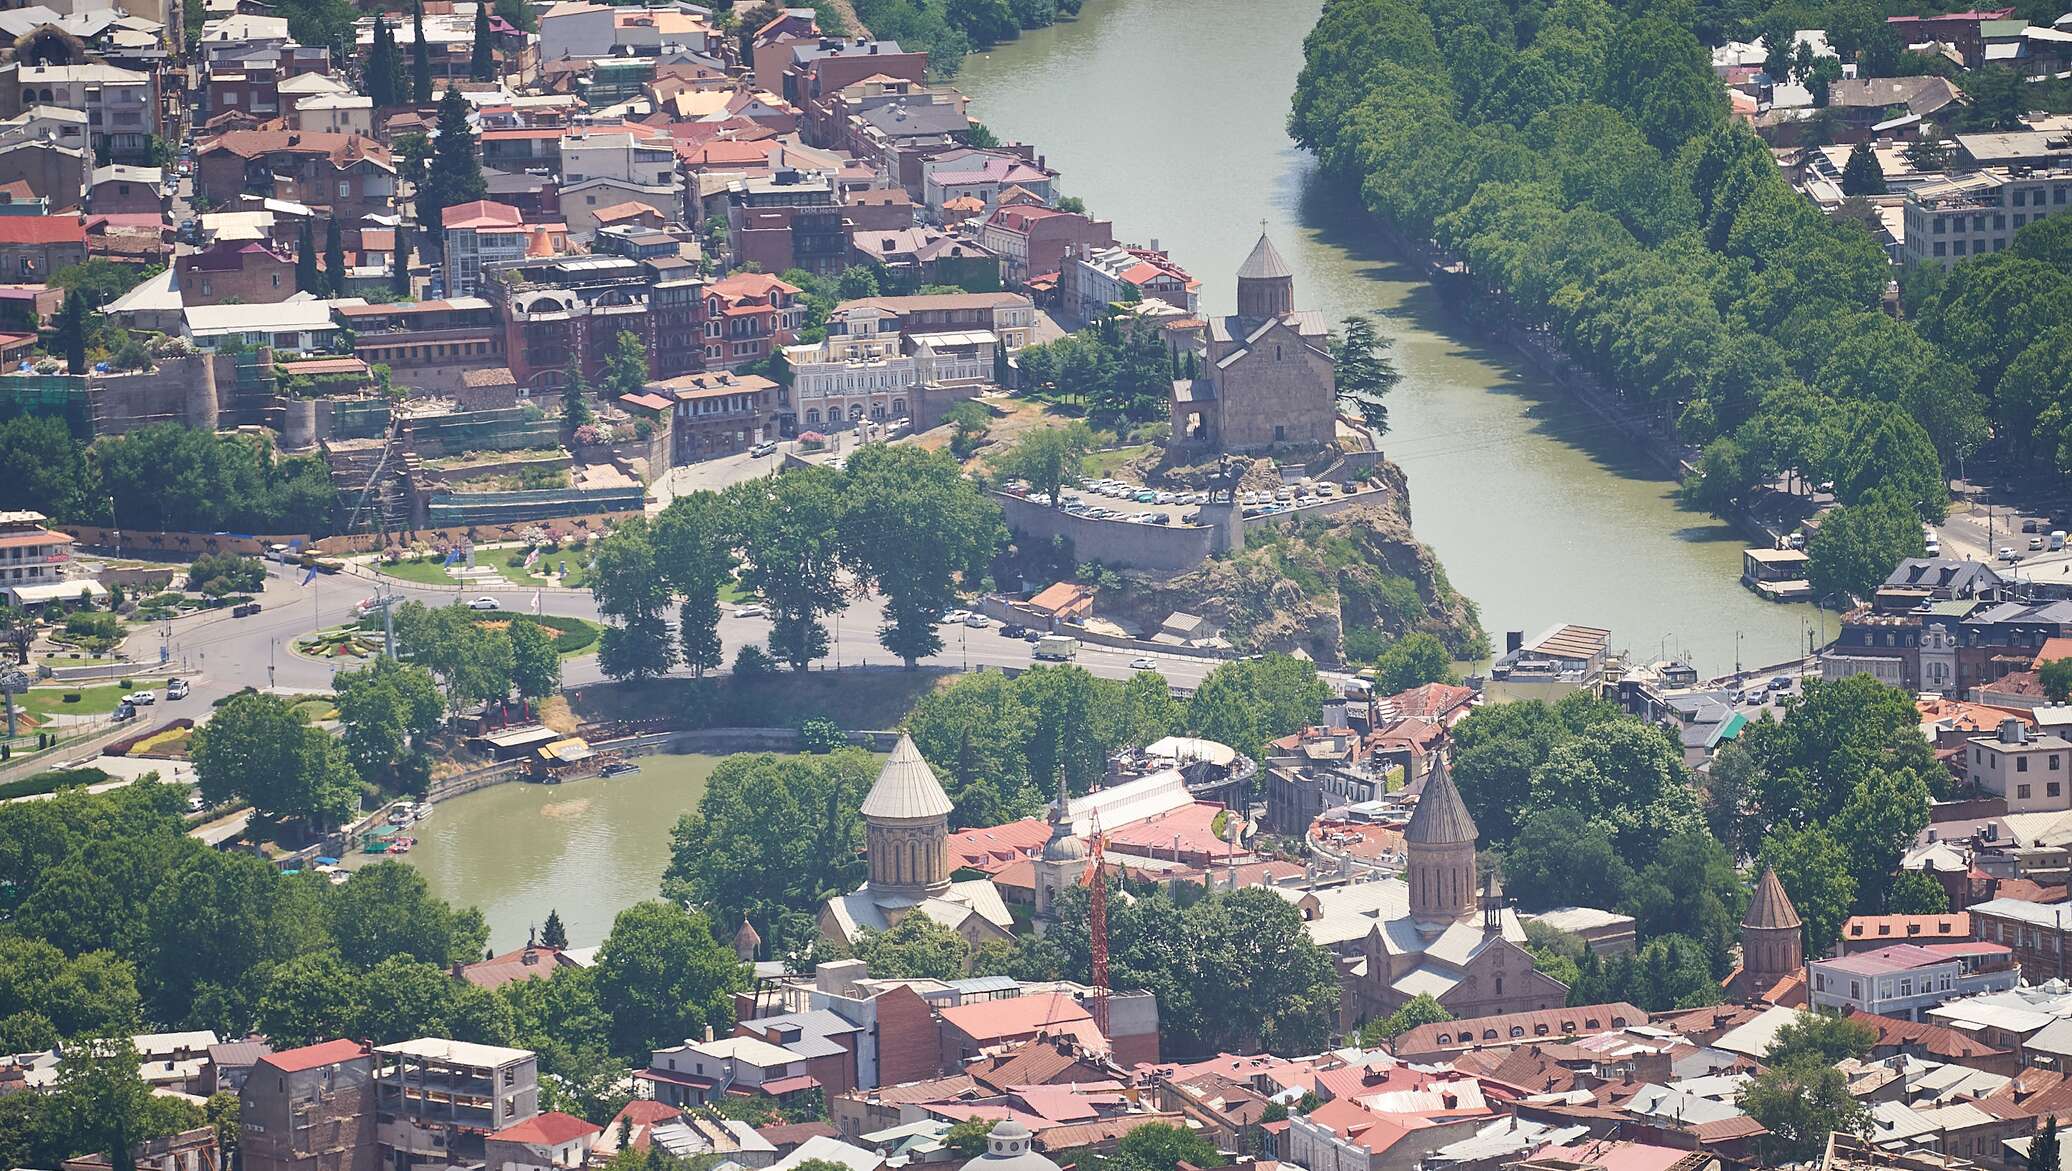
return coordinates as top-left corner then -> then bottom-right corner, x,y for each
997,493 -> 1217,572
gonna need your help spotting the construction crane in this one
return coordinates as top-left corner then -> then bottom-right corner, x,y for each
1087,806 -> 1110,1039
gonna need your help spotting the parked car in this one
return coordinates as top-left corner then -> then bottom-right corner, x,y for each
468,596 -> 500,611
1000,624 -> 1029,638
733,605 -> 767,619
1130,657 -> 1157,670
750,441 -> 778,457
941,609 -> 970,623
232,602 -> 262,618
2000,546 -> 2020,562
124,690 -> 156,706
2032,536 -> 2046,551
963,614 -> 991,628
1768,675 -> 1794,692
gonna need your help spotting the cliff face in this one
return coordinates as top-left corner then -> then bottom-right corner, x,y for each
1096,461 -> 1485,664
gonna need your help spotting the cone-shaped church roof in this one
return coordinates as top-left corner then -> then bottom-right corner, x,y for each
1403,756 -> 1478,845
1745,867 -> 1802,930
1236,230 -> 1293,281
859,733 -> 956,820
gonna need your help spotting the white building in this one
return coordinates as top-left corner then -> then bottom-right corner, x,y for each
1903,167 -> 2072,267
560,130 -> 677,189
290,93 -> 373,136
184,298 -> 360,352
640,1035 -> 815,1108
9,63 -> 152,159
784,337 -> 915,429
1966,718 -> 2072,813
1809,942 -> 2019,1021
0,510 -> 95,608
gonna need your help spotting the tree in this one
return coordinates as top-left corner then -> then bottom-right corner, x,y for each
410,0 -> 433,104
187,552 -> 265,595
191,692 -> 358,826
295,218 -> 319,293
593,901 -> 746,1059
839,445 -> 1004,668
1835,766 -> 1932,913
661,750 -> 876,960
418,88 -> 486,226
334,657 -> 442,790
1807,491 -> 1925,603
2044,659 -> 2072,704
945,399 -> 992,458
44,1040 -> 167,1171
1372,632 -> 1456,691
652,491 -> 734,677
1759,826 -> 1857,956
2035,1117 -> 2060,1171
602,330 -> 648,400
1113,1123 -> 1219,1171
1188,655 -> 1331,762
850,915 -> 970,978
944,1119 -> 994,1158
471,2 -> 495,80
1840,141 -> 1886,196
989,422 -> 1095,510
328,860 -> 487,967
589,518 -> 675,682
540,909 -> 570,950
1502,808 -> 1635,912
946,0 -> 1017,47
365,16 -> 399,107
1739,1058 -> 1868,1164
1358,993 -> 1449,1044
1332,314 -> 1399,434
0,415 -> 100,524
55,289 -> 86,374
1889,870 -> 1949,915
507,618 -> 560,701
1767,1013 -> 1876,1066
560,362 -> 592,439
391,223 -> 412,296
727,469 -> 845,672
324,218 -> 346,297
1903,138 -> 1955,173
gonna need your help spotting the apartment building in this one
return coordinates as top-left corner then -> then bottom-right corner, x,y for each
725,169 -> 846,276
195,130 -> 395,233
1901,165 -> 2072,267
1967,719 -> 2072,813
639,1034 -> 820,1109
237,1039 -> 378,1171
444,200 -> 535,297
1809,942 -> 2018,1020
373,1039 -> 539,1170
648,369 -> 780,460
824,290 -> 1033,351
0,62 -> 156,162
701,271 -> 804,370
1061,244 -> 1200,322
484,254 -> 704,392
0,511 -> 87,608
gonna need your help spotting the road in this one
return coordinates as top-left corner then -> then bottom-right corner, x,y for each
119,558 -> 1229,725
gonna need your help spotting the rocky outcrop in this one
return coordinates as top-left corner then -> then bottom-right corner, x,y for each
1095,467 -> 1483,664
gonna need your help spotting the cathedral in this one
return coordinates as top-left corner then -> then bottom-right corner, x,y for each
818,735 -> 1016,953
1168,230 -> 1339,453
1276,760 -> 1569,1029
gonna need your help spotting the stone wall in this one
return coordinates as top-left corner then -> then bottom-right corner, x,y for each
996,493 -> 1217,573
87,355 -> 221,435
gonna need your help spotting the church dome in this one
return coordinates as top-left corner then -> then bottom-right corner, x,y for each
958,1121 -> 1060,1171
859,734 -> 955,821
1042,828 -> 1088,863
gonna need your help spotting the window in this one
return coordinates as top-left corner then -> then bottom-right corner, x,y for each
1954,240 -> 1968,256
2015,190 -> 2027,206
1934,218 -> 1946,234
1934,242 -> 1947,258
2019,784 -> 2032,799
2053,755 -> 2062,769
2020,756 -> 2030,773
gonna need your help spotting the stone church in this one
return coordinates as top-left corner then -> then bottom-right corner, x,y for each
1169,230 -> 1338,453
1276,760 -> 1569,1029
819,734 -> 1017,953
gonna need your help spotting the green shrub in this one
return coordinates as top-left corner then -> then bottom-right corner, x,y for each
61,693 -> 80,704
0,766 -> 108,800
799,716 -> 846,753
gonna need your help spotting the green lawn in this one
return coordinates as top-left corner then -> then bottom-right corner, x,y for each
1083,444 -> 1150,478
20,679 -> 172,719
377,558 -> 464,586
500,549 -> 592,590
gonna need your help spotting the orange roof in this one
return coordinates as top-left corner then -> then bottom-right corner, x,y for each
1027,581 -> 1093,614
1841,913 -> 1970,945
0,216 -> 86,245
260,1039 -> 369,1074
2039,636 -> 2072,668
441,199 -> 523,230
591,201 -> 660,224
937,993 -> 1091,1042
490,1111 -> 600,1146
947,817 -> 1049,872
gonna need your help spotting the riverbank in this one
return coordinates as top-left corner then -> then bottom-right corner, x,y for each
951,0 -> 1817,672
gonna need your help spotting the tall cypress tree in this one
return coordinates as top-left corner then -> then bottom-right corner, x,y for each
410,0 -> 433,104
390,223 -> 411,296
295,218 -> 319,292
323,218 -> 346,297
418,86 -> 487,226
365,16 -> 396,107
55,289 -> 86,374
2035,1118 -> 2061,1171
470,4 -> 494,80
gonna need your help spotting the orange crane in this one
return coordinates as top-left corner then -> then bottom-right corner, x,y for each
1087,807 -> 1110,1039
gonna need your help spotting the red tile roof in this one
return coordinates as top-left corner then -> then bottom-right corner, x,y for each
259,1038 -> 369,1073
0,216 -> 86,245
938,993 -> 1091,1042
1842,913 -> 1971,945
491,1111 -> 602,1146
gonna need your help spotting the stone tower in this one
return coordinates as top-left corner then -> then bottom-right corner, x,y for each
1404,755 -> 1479,926
860,733 -> 955,896
732,918 -> 761,963
1235,229 -> 1294,322
1033,770 -> 1089,926
1742,867 -> 1805,991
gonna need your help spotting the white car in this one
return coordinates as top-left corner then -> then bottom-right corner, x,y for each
124,690 -> 156,706
963,614 -> 992,629
941,609 -> 970,623
166,679 -> 190,701
2000,546 -> 2020,563
468,596 -> 500,611
1130,657 -> 1157,670
733,605 -> 767,619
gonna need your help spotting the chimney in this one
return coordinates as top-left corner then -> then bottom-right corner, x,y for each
703,1024 -> 715,1043
2001,718 -> 2027,744
522,949 -> 539,965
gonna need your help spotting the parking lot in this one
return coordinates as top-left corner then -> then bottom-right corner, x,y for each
1046,477 -> 1379,527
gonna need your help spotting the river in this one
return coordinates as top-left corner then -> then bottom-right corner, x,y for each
953,0 -> 1820,675
364,754 -> 721,951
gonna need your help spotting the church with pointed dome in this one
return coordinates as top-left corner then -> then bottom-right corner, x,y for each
1168,228 -> 1339,454
1273,759 -> 1568,1029
818,735 -> 1017,953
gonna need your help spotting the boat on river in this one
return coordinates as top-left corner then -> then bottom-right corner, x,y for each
600,761 -> 640,778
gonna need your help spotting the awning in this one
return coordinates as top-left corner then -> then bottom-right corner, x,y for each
539,737 -> 593,763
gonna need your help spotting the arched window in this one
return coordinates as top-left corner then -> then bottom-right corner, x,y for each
1434,1033 -> 1450,1045
806,409 -> 820,425
891,399 -> 906,416
1509,1026 -> 1523,1038
848,404 -> 863,420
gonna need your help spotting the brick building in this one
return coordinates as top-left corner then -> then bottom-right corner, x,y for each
176,240 -> 296,306
1968,897 -> 2072,984
238,1039 -> 378,1171
194,130 -> 395,238
701,270 -> 803,370
332,299 -> 507,394
484,253 -> 704,393
726,169 -> 847,276
0,214 -> 86,280
650,369 -> 780,460
783,38 -> 929,146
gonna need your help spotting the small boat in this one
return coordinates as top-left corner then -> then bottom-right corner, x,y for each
413,804 -> 433,821
599,761 -> 640,778
390,835 -> 416,854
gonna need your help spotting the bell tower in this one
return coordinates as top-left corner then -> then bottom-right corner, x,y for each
1404,756 -> 1479,926
1235,227 -> 1295,321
